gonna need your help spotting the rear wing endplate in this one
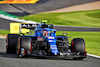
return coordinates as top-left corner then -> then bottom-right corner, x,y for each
10,23 -> 37,34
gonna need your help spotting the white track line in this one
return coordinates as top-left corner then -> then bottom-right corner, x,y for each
87,53 -> 100,59
0,36 -> 5,39
0,14 -> 38,24
0,36 -> 100,59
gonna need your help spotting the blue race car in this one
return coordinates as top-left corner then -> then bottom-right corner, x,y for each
6,20 -> 87,60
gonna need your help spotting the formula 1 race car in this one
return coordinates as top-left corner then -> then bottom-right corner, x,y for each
6,20 -> 87,60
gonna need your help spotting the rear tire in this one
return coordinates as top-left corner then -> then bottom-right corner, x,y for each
6,34 -> 20,54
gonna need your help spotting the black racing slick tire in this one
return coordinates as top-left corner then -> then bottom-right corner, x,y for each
17,36 -> 32,58
20,36 -> 31,50
6,34 -> 20,54
71,38 -> 85,53
71,38 -> 86,60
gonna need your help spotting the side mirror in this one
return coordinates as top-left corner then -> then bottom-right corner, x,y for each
62,33 -> 67,36
49,25 -> 53,29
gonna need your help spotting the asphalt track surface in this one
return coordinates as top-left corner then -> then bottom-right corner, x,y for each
0,38 -> 100,67
0,18 -> 16,30
0,0 -> 100,16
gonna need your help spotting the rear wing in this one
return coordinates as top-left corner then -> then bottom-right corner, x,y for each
10,23 -> 37,34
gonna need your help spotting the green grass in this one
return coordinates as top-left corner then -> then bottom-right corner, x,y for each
0,30 -> 100,56
19,10 -> 100,27
0,30 -> 10,35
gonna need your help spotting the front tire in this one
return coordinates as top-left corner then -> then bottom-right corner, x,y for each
17,36 -> 32,58
71,38 -> 86,60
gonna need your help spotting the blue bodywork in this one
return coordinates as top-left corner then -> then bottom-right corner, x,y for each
30,23 -> 59,55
